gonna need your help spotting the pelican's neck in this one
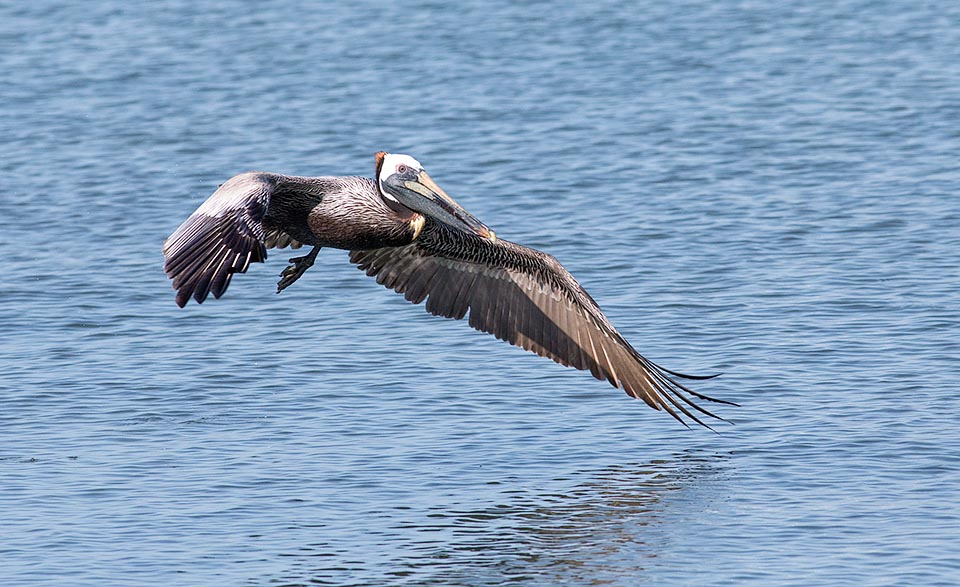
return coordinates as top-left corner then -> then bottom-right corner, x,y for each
409,215 -> 425,240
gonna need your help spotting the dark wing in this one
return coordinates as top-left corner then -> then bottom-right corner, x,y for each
350,221 -> 733,428
163,172 -> 302,307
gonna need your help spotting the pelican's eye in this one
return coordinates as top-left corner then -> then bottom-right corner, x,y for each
396,164 -> 408,174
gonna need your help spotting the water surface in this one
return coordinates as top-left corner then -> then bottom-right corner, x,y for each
2,1 -> 959,585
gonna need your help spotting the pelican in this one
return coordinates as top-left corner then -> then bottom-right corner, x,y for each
163,152 -> 734,427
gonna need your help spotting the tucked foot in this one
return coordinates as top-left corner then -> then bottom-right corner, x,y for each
277,246 -> 321,293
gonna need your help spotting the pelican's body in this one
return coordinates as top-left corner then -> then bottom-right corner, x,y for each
163,171 -> 419,305
231,173 -> 416,250
163,152 -> 733,428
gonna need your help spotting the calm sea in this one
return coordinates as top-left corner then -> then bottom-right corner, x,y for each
2,1 -> 959,585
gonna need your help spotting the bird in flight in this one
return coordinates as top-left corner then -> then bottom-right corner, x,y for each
163,152 -> 733,427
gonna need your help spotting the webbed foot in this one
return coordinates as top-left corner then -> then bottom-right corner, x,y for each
277,246 -> 321,293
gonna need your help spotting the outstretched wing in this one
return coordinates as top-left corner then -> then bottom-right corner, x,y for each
350,221 -> 732,427
163,172 -> 302,307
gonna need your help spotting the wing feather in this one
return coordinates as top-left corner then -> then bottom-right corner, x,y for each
350,222 -> 732,427
162,172 -> 303,307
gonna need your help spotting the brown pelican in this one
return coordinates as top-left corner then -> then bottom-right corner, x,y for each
163,152 -> 733,427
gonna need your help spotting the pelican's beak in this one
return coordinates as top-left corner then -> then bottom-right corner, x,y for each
381,169 -> 496,242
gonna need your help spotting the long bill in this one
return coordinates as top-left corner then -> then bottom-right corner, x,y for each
382,170 -> 497,242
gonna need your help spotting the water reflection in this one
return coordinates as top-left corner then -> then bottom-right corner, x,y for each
272,450 -> 729,586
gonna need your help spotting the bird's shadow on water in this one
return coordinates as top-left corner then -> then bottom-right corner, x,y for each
270,449 -> 731,587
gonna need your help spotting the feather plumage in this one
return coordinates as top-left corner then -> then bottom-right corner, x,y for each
351,220 -> 734,428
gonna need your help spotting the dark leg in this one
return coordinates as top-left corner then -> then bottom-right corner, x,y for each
277,246 -> 321,293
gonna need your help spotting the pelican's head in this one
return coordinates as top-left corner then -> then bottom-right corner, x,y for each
375,151 -> 495,241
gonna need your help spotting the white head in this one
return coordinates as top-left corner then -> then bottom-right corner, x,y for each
373,151 -> 496,241
377,153 -> 423,203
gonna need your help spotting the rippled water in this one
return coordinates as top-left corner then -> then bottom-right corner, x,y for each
3,1 -> 960,585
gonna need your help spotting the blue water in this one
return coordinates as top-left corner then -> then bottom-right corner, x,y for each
3,1 -> 959,585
